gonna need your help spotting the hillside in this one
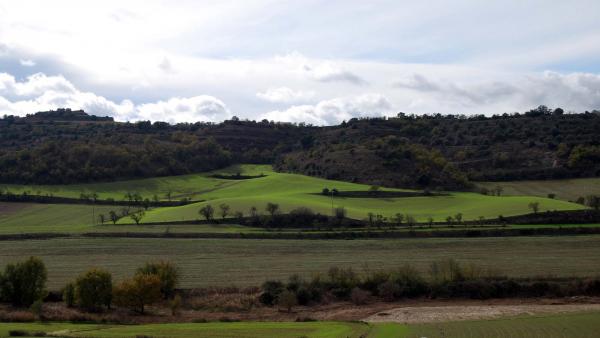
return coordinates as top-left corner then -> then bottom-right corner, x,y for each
1,107 -> 599,188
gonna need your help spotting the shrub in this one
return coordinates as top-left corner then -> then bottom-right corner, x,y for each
0,257 -> 47,307
277,290 -> 297,313
136,261 -> 179,299
74,269 -> 112,311
62,283 -> 75,307
326,267 -> 359,299
259,280 -> 284,305
390,265 -> 428,298
113,274 -> 161,314
350,287 -> 369,305
169,294 -> 182,316
378,281 -> 401,301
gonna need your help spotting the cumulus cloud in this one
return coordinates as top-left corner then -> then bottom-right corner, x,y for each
256,87 -> 315,103
0,72 -> 230,123
275,52 -> 367,85
261,93 -> 392,125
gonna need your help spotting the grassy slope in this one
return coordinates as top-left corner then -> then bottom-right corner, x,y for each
0,203 -> 118,233
136,166 -> 583,223
2,236 -> 600,289
477,177 -> 600,202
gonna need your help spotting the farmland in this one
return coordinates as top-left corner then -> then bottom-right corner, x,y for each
1,165 -> 586,227
1,236 -> 600,289
477,177 -> 600,202
1,312 -> 599,337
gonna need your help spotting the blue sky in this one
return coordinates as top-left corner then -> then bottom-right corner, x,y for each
1,0 -> 599,124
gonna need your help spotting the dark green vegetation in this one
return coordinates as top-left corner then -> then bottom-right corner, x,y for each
2,108 -> 599,189
478,177 -> 600,202
1,236 -> 600,289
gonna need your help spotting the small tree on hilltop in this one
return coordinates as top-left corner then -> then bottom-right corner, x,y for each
266,202 -> 279,217
528,201 -> 540,214
129,210 -> 145,225
199,204 -> 214,221
393,213 -> 404,227
454,213 -> 463,224
219,203 -> 230,220
109,210 -> 118,224
586,195 -> 600,210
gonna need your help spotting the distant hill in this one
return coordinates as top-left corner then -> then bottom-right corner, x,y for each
0,106 -> 598,188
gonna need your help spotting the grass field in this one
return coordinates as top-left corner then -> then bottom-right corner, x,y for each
406,311 -> 600,338
477,177 -> 600,202
1,165 -> 585,225
0,321 -> 378,338
1,236 -> 599,289
1,312 -> 599,337
0,202 -> 119,233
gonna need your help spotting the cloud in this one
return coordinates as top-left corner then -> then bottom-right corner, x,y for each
0,72 -> 230,123
256,87 -> 315,103
275,52 -> 367,85
19,59 -> 35,67
261,93 -> 392,125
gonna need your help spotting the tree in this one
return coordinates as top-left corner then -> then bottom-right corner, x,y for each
113,274 -> 161,314
586,195 -> 600,210
446,216 -> 453,224
528,201 -> 540,214
277,290 -> 297,313
109,210 -> 119,224
219,203 -> 230,220
0,257 -> 47,307
136,261 -> 179,299
63,282 -> 75,307
322,187 -> 330,195
454,213 -> 463,224
74,268 -> 112,311
199,204 -> 214,221
249,206 -> 258,218
98,214 -> 105,224
334,207 -> 346,221
369,185 -> 380,195
367,212 -> 375,227
266,202 -> 279,217
165,190 -> 172,202
494,185 -> 503,196
393,213 -> 404,227
169,294 -> 182,316
405,214 -> 416,227
129,210 -> 145,225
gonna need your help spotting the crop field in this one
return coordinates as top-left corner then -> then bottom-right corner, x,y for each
1,312 -> 599,337
1,236 -> 600,289
1,165 -> 584,224
406,311 -> 600,338
477,177 -> 600,202
0,321 -> 381,338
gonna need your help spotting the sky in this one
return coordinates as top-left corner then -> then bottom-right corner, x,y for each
1,0 -> 600,125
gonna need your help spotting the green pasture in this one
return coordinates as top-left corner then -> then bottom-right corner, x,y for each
1,236 -> 600,289
477,177 -> 600,202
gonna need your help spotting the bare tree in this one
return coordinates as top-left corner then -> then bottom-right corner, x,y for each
219,203 -> 230,220
266,202 -> 279,217
528,201 -> 540,214
199,205 -> 215,221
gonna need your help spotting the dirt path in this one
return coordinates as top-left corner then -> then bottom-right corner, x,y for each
364,303 -> 600,323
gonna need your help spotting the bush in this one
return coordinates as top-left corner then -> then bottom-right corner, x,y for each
326,267 -> 359,299
113,274 -> 161,314
74,268 -> 112,311
350,287 -> 369,305
277,290 -> 297,313
259,280 -> 284,305
136,261 -> 180,299
62,283 -> 75,307
0,257 -> 47,307
390,265 -> 428,298
378,281 -> 401,301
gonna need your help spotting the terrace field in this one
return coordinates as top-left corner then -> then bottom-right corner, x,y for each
2,236 -> 600,289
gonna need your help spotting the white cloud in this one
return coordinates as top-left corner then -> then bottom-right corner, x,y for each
19,59 -> 35,67
261,93 -> 392,125
0,72 -> 230,123
256,87 -> 315,103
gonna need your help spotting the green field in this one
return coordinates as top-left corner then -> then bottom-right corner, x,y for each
477,177 -> 600,202
1,312 -> 599,337
0,321 -> 378,338
406,311 -> 600,338
1,165 -> 585,226
0,202 -> 119,233
1,236 -> 599,289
